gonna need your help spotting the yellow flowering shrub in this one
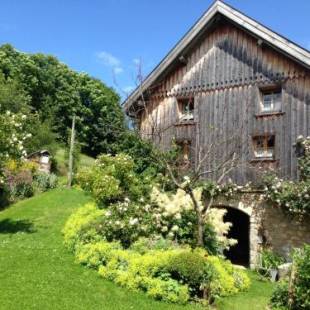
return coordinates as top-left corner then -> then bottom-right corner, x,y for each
63,199 -> 250,305
62,202 -> 104,251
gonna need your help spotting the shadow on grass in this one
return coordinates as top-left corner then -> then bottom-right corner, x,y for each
0,219 -> 36,234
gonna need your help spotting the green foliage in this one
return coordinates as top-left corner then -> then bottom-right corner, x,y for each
263,175 -> 310,217
77,153 -> 151,205
1,188 -> 202,310
270,245 -> 310,310
263,136 -> 310,217
296,136 -> 310,181
206,256 -> 251,297
24,117 -> 59,156
167,251 -> 215,298
33,172 -> 58,192
97,201 -> 155,248
0,44 -> 126,157
62,202 -> 104,251
113,130 -> 164,175
0,111 -> 30,172
0,72 -> 30,113
1,160 -> 58,206
75,240 -> 121,269
63,202 -> 250,305
270,281 -> 290,309
270,281 -> 289,310
130,235 -> 179,254
292,245 -> 310,309
261,249 -> 285,271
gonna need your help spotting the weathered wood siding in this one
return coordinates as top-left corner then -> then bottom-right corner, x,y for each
139,21 -> 310,183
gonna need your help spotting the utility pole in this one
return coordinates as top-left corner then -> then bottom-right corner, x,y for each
67,115 -> 76,188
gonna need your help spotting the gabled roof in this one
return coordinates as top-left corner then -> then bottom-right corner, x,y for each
123,0 -> 310,113
27,150 -> 50,158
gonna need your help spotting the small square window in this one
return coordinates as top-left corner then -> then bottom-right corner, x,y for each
261,89 -> 282,113
253,135 -> 275,159
178,98 -> 194,122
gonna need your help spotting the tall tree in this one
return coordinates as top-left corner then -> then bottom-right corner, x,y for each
0,44 -> 126,156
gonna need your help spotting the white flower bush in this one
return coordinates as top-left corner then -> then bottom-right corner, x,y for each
150,186 -> 237,251
0,110 -> 30,176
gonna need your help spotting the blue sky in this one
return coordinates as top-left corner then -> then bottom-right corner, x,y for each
0,0 -> 309,100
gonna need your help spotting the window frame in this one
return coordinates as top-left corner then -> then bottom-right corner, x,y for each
177,97 -> 195,122
259,85 -> 282,115
252,134 -> 276,160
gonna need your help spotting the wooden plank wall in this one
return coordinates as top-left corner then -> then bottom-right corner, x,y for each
139,21 -> 310,183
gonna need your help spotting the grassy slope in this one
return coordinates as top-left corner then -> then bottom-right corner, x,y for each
216,271 -> 274,310
0,189 -> 201,310
0,188 -> 274,309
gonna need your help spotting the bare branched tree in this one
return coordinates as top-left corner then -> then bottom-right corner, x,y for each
127,60 -> 252,247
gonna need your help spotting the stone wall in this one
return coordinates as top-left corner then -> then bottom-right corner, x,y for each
213,192 -> 310,268
261,206 -> 310,260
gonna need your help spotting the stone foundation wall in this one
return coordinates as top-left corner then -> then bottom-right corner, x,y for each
214,193 -> 310,268
261,206 -> 310,260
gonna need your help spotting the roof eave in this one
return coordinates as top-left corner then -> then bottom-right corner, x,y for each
123,0 -> 310,113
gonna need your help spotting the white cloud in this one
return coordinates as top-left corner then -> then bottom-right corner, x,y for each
123,85 -> 135,94
97,51 -> 120,67
113,67 -> 124,74
133,58 -> 141,65
96,51 -> 123,74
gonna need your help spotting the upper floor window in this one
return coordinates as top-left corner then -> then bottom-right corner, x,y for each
260,88 -> 282,113
178,97 -> 194,122
253,135 -> 275,159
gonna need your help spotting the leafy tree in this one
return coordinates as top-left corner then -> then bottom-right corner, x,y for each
112,130 -> 164,175
24,116 -> 59,156
0,72 -> 30,113
0,44 -> 126,156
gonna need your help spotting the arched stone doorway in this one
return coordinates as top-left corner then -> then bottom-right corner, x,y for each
222,207 -> 250,266
213,197 -> 264,269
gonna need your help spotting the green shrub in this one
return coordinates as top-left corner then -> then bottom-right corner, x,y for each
270,281 -> 289,309
292,245 -> 310,309
206,255 -> 250,296
33,172 -> 58,192
270,245 -> 310,310
63,200 -> 250,305
99,266 -> 190,304
97,201 -> 155,248
2,160 -> 58,206
75,240 -> 121,268
259,249 -> 285,278
97,248 -> 190,304
62,202 -> 103,251
130,235 -> 178,254
167,251 -> 215,298
76,153 -> 152,206
263,174 -> 310,217
2,160 -> 37,202
261,249 -> 285,270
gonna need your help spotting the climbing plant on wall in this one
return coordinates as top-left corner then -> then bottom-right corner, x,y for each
264,136 -> 310,218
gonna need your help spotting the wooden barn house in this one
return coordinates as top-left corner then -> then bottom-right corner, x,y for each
124,1 -> 310,268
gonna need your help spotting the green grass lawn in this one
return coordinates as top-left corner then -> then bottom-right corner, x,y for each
216,271 -> 274,310
0,188 -> 274,309
0,189 -> 201,310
